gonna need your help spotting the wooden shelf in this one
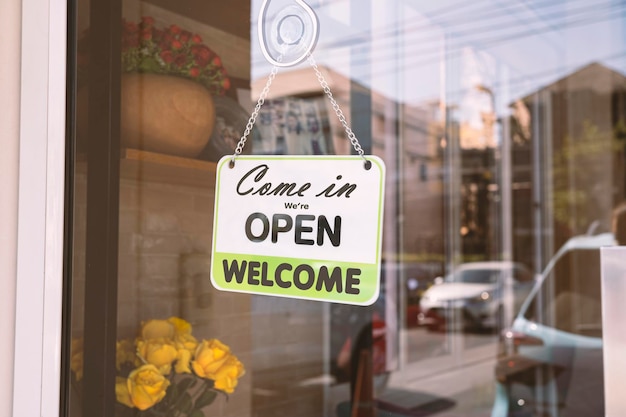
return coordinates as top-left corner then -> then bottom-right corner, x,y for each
121,148 -> 218,189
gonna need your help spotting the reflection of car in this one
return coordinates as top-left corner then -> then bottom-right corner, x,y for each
492,232 -> 615,417
418,261 -> 534,331
401,262 -> 442,328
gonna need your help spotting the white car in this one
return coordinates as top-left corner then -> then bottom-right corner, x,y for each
491,232 -> 615,417
418,261 -> 534,331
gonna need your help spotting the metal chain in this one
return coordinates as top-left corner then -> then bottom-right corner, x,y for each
307,53 -> 367,162
230,64 -> 280,166
230,53 -> 369,167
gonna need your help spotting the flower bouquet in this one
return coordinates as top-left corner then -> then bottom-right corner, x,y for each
121,16 -> 230,96
78,16 -> 231,95
71,317 -> 245,417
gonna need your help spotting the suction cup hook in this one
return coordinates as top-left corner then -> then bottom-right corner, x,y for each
258,0 -> 319,67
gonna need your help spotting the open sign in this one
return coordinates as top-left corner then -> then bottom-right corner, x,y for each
210,155 -> 385,306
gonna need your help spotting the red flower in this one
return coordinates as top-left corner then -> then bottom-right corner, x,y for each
171,40 -> 183,50
193,56 -> 205,67
141,16 -> 154,26
125,22 -> 138,34
191,45 -> 212,67
152,28 -> 163,43
195,45 -> 212,58
179,30 -> 191,44
159,34 -> 173,51
160,50 -> 173,64
118,17 -> 231,96
174,53 -> 187,67
210,56 -> 222,68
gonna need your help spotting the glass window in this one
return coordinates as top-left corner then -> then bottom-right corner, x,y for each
63,1 -> 626,416
513,265 -> 533,283
525,249 -> 603,337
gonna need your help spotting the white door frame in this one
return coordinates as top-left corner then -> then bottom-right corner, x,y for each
13,0 -> 67,414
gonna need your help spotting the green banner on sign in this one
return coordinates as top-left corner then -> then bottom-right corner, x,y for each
212,252 -> 379,304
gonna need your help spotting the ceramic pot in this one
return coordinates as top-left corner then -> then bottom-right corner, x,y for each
121,73 -> 216,158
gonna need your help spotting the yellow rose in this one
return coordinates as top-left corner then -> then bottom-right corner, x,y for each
127,364 -> 170,410
168,317 -> 198,352
175,348 -> 192,374
168,316 -> 192,335
174,333 -> 198,354
115,376 -> 134,408
141,319 -> 175,340
70,338 -> 84,381
191,339 -> 231,378
212,356 -> 245,394
137,338 -> 178,375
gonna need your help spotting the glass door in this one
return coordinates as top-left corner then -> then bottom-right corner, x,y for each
62,1 -> 626,416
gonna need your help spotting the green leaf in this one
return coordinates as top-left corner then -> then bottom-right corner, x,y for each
189,411 -> 205,417
177,392 -> 193,414
137,57 -> 163,73
167,383 -> 180,403
175,376 -> 195,394
193,390 -> 217,410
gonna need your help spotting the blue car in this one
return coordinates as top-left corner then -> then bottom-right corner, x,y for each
491,232 -> 615,417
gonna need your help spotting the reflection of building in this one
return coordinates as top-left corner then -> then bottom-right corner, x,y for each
511,63 -> 626,270
398,101 -> 445,263
251,62 -> 622,280
252,67 -> 447,268
251,66 -> 448,387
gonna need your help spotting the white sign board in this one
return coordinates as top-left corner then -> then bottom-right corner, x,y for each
211,155 -> 385,305
601,246 -> 626,417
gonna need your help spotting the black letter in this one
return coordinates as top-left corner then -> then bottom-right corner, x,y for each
261,262 -> 274,287
317,216 -> 341,247
315,184 -> 335,197
245,213 -> 269,242
296,183 -> 311,196
236,164 -> 269,195
260,262 -> 273,287
333,183 -> 357,198
270,183 -> 297,196
248,261 -> 261,285
222,259 -> 247,284
345,268 -> 361,294
315,266 -> 343,293
252,183 -> 271,195
315,175 -> 357,198
295,214 -> 315,245
272,214 -> 293,243
293,264 -> 315,290
275,263 -> 292,288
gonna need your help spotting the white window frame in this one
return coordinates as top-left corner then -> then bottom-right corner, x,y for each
13,0 -> 67,414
